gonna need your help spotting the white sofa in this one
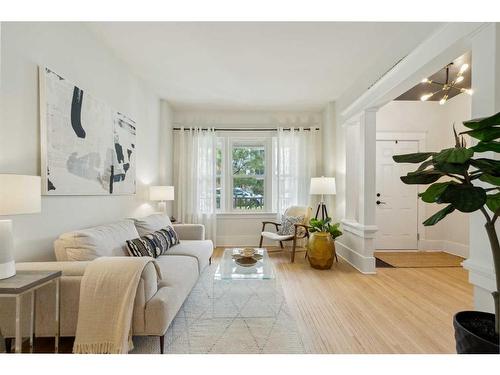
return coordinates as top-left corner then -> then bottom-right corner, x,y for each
0,214 -> 213,353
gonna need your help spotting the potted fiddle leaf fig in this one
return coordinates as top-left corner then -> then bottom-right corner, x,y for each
307,217 -> 342,270
393,112 -> 500,354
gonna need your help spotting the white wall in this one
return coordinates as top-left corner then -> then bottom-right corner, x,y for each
173,109 -> 322,246
0,22 -> 167,261
159,100 -> 174,214
376,94 -> 471,257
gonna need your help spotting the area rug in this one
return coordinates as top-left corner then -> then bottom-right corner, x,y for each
374,251 -> 464,268
130,260 -> 305,354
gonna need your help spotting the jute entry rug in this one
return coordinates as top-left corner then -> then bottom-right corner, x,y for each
130,259 -> 305,354
374,251 -> 464,268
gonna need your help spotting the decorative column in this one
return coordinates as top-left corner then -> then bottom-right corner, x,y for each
336,108 -> 378,274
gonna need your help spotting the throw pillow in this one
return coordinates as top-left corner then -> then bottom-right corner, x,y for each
126,226 -> 180,258
157,226 -> 180,255
126,236 -> 157,258
278,215 -> 304,236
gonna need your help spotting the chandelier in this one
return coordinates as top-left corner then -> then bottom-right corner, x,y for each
420,62 -> 473,105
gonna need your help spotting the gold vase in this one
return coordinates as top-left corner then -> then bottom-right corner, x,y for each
308,232 -> 335,270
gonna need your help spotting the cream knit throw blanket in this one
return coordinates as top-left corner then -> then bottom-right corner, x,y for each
73,257 -> 161,354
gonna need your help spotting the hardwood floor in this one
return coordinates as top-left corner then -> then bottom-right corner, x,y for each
15,247 -> 472,354
215,246 -> 473,354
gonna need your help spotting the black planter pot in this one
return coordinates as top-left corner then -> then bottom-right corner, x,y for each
453,311 -> 499,354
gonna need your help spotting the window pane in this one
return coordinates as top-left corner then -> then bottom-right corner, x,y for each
216,176 -> 221,210
232,177 -> 264,210
232,145 -> 265,210
232,146 -> 265,176
216,147 -> 223,175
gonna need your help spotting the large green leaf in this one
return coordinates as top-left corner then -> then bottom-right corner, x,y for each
469,158 -> 500,175
460,126 -> 500,142
419,182 -> 455,203
423,204 -> 455,226
416,159 -> 434,171
433,147 -> 474,164
438,184 -> 487,212
486,192 -> 500,213
463,112 -> 500,130
393,152 -> 435,163
400,170 -> 444,185
471,141 -> 500,153
480,174 -> 500,186
433,161 -> 469,175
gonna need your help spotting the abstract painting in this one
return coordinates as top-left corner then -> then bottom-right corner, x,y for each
40,67 -> 136,195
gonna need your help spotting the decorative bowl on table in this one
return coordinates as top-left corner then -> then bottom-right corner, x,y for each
231,248 -> 263,267
241,248 -> 256,257
234,256 -> 258,267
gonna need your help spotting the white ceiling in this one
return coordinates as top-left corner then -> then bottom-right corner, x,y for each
87,22 -> 443,111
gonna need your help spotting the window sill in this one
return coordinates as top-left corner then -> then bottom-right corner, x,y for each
216,212 -> 277,220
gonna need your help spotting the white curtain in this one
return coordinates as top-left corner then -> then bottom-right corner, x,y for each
275,127 -> 321,216
173,127 -> 217,243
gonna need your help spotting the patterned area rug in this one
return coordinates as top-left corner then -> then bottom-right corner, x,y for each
130,260 -> 305,354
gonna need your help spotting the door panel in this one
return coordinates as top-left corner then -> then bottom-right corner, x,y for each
376,140 -> 419,250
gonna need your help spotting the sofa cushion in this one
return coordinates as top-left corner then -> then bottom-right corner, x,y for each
133,213 -> 172,236
126,228 -> 180,258
126,236 -> 158,258
56,220 -> 139,261
164,240 -> 213,272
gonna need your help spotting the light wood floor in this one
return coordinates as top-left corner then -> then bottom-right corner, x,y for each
215,246 -> 473,354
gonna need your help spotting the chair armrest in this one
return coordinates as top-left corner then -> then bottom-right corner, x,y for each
172,224 -> 205,240
261,221 -> 281,231
294,223 -> 310,230
294,223 -> 310,238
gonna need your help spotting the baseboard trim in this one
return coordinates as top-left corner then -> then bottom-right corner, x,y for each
216,235 -> 274,247
336,241 -> 376,274
418,239 -> 469,258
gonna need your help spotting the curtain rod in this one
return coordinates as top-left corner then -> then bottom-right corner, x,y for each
172,127 -> 320,132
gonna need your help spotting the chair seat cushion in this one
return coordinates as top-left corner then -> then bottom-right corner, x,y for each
261,231 -> 294,241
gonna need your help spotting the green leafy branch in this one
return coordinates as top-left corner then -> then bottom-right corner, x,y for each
309,217 -> 343,239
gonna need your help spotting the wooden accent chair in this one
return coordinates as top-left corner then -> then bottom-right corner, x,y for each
259,206 -> 312,262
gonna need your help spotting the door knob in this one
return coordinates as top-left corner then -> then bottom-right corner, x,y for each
376,200 -> 386,205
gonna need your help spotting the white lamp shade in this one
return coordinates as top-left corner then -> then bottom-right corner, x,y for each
0,174 -> 41,215
310,177 -> 336,195
149,186 -> 175,201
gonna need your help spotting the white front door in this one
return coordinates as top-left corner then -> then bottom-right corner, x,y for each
376,140 -> 419,250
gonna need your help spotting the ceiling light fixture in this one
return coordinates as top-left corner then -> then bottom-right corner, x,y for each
459,63 -> 469,74
420,62 -> 472,105
420,93 -> 434,101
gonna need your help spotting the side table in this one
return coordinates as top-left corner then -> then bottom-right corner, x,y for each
0,270 -> 62,353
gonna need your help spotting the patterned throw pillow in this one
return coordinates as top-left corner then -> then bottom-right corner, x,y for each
126,226 -> 180,258
158,226 -> 180,253
277,215 -> 304,236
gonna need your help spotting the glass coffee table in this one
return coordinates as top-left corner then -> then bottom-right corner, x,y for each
212,248 -> 280,318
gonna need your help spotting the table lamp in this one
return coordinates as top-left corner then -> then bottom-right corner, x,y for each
309,176 -> 336,220
149,185 -> 175,218
0,174 -> 41,279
